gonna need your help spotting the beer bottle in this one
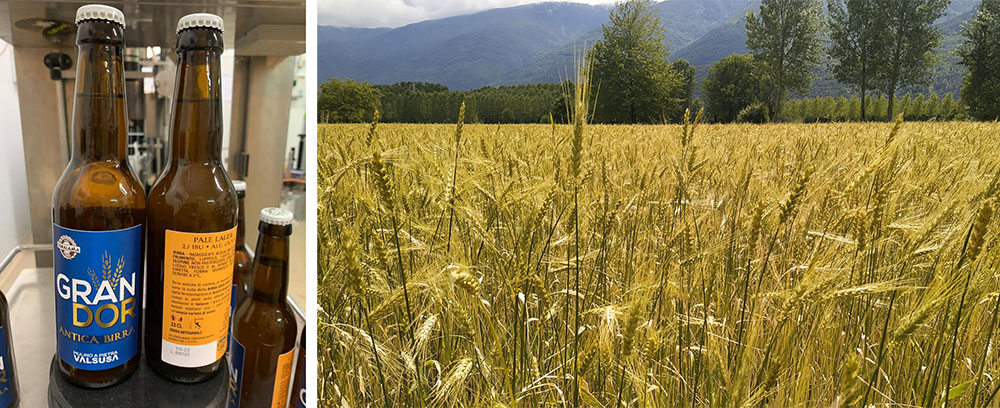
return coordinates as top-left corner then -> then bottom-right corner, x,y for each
232,180 -> 253,318
145,13 -> 238,383
289,326 -> 305,408
50,4 -> 145,388
0,290 -> 20,407
229,208 -> 298,408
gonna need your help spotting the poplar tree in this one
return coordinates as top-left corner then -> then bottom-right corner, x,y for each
745,0 -> 825,116
881,0 -> 949,118
828,0 -> 888,120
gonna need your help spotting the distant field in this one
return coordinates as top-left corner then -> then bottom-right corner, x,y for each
319,120 -> 1000,407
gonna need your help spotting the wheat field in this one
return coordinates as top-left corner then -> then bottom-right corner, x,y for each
318,112 -> 1000,407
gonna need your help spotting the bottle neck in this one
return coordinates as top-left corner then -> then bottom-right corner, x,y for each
71,21 -> 127,162
169,28 -> 224,164
236,194 -> 246,247
250,223 -> 290,304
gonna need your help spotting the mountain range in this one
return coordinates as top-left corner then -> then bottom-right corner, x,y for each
319,0 -> 980,97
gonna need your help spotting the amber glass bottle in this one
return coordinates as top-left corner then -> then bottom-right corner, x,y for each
0,291 -> 20,407
232,180 -> 253,317
229,208 -> 298,408
145,13 -> 238,383
50,4 -> 145,389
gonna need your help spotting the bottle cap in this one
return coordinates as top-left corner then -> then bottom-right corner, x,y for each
176,13 -> 224,33
76,4 -> 125,26
259,207 -> 293,226
232,180 -> 246,192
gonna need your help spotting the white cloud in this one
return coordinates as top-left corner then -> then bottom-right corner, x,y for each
320,0 -> 618,28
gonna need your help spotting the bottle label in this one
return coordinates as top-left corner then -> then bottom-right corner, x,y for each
226,339 -> 294,408
292,349 -> 305,408
227,337 -> 245,408
53,224 -> 141,371
0,326 -> 16,407
161,227 -> 236,368
272,348 -> 294,408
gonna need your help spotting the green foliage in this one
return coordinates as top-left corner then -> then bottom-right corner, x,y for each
782,93 -> 964,122
318,78 -> 383,123
828,0 -> 890,120
958,0 -> 1000,120
881,0 -> 950,118
702,54 -> 769,123
911,93 -> 927,119
375,82 -> 563,124
940,92 -> 959,118
736,101 -> 771,123
590,0 -> 683,123
671,58 -> 697,122
745,0 -> 825,114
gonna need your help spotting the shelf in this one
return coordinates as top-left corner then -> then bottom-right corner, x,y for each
48,354 -> 228,407
7,267 -> 287,407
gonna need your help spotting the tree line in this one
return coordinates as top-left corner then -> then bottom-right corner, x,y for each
317,80 -> 565,124
781,93 -> 964,122
318,0 -> 1000,124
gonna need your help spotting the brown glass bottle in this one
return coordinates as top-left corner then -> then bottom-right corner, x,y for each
289,326 -> 305,408
0,291 -> 20,408
232,180 -> 253,315
145,13 -> 238,383
229,208 -> 298,408
50,5 -> 145,389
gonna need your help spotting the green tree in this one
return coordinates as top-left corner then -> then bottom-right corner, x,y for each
925,92 -> 940,119
881,0 -> 949,118
590,0 -> 682,123
828,0 -> 889,120
899,93 -> 913,117
805,97 -> 822,122
702,54 -> 769,123
873,94 -> 888,119
500,107 -> 515,123
671,58 -> 697,122
957,0 -> 1000,120
745,0 -> 825,115
736,102 -> 771,123
848,95 -> 861,120
780,98 -> 802,121
318,78 -> 382,123
940,92 -> 957,119
834,96 -> 850,121
911,93 -> 926,120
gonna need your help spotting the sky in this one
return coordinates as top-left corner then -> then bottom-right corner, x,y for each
320,0 -> 618,28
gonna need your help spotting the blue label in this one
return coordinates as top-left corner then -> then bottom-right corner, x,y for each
227,338 -> 245,408
293,351 -> 305,408
0,326 -> 16,407
228,283 -> 237,352
53,224 -> 142,371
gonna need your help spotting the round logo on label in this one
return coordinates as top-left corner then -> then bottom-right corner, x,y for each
56,235 -> 81,260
